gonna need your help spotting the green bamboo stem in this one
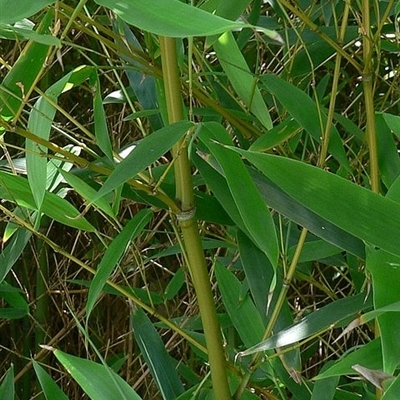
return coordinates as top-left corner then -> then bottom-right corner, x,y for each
361,0 -> 379,193
159,36 -> 231,400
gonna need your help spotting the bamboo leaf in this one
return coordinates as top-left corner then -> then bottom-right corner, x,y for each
93,121 -> 193,202
33,361 -> 69,400
214,31 -> 272,130
131,306 -> 184,400
260,74 -> 349,169
382,374 -> 400,400
94,0 -> 280,39
0,282 -> 29,319
315,339 -> 382,380
198,122 -> 278,268
232,150 -> 400,258
0,24 -> 60,45
60,169 -> 116,219
238,293 -> 372,356
215,261 -> 265,348
113,19 -> 163,131
366,245 -> 400,374
26,66 -> 94,210
0,228 -> 31,283
0,0 -> 56,23
0,171 -> 95,232
237,231 -> 273,318
195,150 -> 364,257
54,349 -> 143,400
0,11 -> 53,125
215,0 -> 252,20
0,365 -> 14,400
86,209 -> 152,320
310,363 -> 339,400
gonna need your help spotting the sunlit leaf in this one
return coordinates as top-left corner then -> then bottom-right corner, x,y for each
0,171 -> 95,232
214,31 -> 272,130
238,293 -> 372,356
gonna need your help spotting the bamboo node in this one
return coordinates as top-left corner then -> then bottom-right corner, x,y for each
176,207 -> 196,221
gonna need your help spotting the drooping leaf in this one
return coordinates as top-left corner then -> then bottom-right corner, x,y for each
93,75 -> 113,162
0,228 -> 31,283
232,150 -> 400,258
163,268 -> 185,300
0,365 -> 14,400
131,306 -> 184,400
375,113 -> 400,189
33,361 -> 69,400
26,65 -> 94,210
215,261 -> 265,348
54,349 -> 143,400
237,230 -> 273,319
86,209 -> 152,320
198,122 -> 278,268
113,18 -> 163,131
214,31 -> 272,130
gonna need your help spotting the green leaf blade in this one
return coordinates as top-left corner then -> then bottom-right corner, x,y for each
94,0 -> 251,37
94,120 -> 193,201
86,209 -> 152,320
214,31 -> 272,130
54,349 -> 143,400
33,361 -> 69,400
199,123 -> 278,268
131,306 -> 184,400
235,151 -> 400,258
